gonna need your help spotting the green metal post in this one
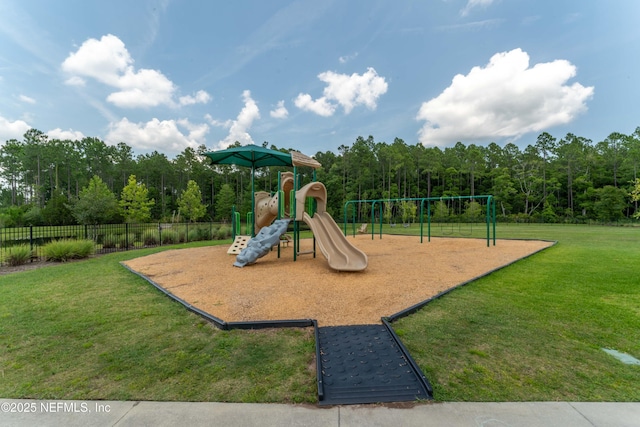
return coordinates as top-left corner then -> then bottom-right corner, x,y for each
371,200 -> 379,240
492,196 -> 496,246
370,201 -> 376,240
353,202 -> 357,236
420,199 -> 424,243
277,173 -> 282,258
378,201 -> 383,240
427,201 -> 431,242
277,172 -> 282,220
486,196 -> 491,247
231,205 -> 236,239
293,166 -> 297,262
371,200 -> 377,240
251,165 -> 255,237
246,212 -> 253,235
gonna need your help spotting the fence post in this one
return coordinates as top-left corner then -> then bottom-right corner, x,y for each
125,223 -> 129,250
158,223 -> 162,246
186,222 -> 189,243
30,226 -> 34,253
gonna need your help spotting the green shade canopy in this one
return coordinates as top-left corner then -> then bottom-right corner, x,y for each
203,145 -> 293,168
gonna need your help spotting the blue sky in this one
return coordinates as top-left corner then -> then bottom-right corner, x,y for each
1,0 -> 639,157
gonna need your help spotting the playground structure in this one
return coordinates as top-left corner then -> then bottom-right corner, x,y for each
127,148 -> 549,405
204,145 -> 367,272
343,195 -> 497,246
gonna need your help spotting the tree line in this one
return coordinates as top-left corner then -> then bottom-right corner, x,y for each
1,127 -> 640,227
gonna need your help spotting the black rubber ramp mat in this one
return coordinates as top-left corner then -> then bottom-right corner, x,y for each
317,324 -> 433,405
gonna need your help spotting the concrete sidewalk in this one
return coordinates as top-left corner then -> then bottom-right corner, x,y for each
1,400 -> 639,427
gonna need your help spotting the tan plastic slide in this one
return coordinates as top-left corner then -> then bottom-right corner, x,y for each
302,211 -> 368,271
296,181 -> 368,272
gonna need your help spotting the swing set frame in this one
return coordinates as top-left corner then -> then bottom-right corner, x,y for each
343,195 -> 496,247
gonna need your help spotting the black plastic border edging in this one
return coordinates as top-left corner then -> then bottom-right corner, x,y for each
226,319 -> 315,330
120,262 -> 315,331
313,320 -> 324,402
121,262 -> 228,329
381,318 -> 433,399
386,239 -> 558,323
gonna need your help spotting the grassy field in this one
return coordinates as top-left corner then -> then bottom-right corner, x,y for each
0,240 -> 316,403
394,223 -> 640,401
1,224 -> 639,402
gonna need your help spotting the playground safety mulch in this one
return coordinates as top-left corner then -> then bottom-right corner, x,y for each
123,235 -> 553,326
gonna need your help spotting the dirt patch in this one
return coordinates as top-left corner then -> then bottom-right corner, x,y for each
0,261 -> 55,275
0,256 -> 100,276
123,235 -> 553,326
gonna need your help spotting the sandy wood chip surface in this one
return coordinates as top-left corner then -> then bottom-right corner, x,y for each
123,235 -> 553,326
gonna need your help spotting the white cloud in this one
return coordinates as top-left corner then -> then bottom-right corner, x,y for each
295,67 -> 388,116
18,94 -> 36,104
0,115 -> 31,142
62,34 -> 132,86
106,68 -> 175,108
205,114 -> 233,129
64,76 -> 86,86
47,128 -> 85,141
177,118 -> 209,141
61,34 -> 208,109
416,48 -> 594,147
105,117 -> 207,154
294,93 -> 336,117
270,100 -> 289,119
179,90 -> 212,106
216,90 -> 261,149
460,0 -> 496,17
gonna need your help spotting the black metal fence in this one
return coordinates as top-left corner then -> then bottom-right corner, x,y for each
0,222 -> 233,267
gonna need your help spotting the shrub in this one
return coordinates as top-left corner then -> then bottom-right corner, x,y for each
118,233 -> 136,248
210,224 -> 220,235
196,225 -> 213,241
43,239 -> 94,262
143,230 -> 160,246
161,229 -> 178,245
188,229 -> 200,242
2,244 -> 33,266
216,225 -> 231,240
102,233 -> 119,249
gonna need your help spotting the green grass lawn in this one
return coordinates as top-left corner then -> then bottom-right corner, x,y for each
1,224 -> 639,402
394,223 -> 640,401
0,241 -> 316,403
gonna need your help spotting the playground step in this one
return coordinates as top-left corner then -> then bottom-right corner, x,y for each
227,235 -> 250,255
316,324 -> 432,405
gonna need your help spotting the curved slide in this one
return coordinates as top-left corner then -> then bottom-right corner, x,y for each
302,211 -> 368,272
